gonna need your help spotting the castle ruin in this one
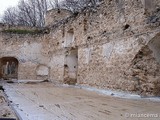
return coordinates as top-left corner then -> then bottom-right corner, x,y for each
0,0 -> 160,96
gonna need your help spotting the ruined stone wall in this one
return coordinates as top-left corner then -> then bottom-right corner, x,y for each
46,0 -> 160,96
0,29 -> 50,80
0,0 -> 160,96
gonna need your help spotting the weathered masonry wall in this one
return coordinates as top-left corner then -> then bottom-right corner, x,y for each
0,0 -> 160,96
0,26 -> 50,80
45,0 -> 160,96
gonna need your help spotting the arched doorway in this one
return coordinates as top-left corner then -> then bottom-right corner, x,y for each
129,33 -> 160,96
0,57 -> 18,80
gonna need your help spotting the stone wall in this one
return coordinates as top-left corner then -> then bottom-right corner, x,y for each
44,0 -> 160,96
0,29 -> 50,80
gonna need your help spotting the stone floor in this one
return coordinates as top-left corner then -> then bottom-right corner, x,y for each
2,82 -> 160,120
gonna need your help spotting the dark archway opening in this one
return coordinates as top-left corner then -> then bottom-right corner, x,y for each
0,57 -> 18,80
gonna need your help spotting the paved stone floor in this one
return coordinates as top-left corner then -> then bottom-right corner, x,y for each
2,82 -> 160,120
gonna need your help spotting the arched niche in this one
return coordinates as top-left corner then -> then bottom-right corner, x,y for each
0,57 -> 19,80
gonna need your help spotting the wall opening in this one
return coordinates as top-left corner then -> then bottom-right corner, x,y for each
0,57 -> 18,80
64,29 -> 74,47
64,48 -> 78,85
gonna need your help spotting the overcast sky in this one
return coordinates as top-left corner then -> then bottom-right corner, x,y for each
0,0 -> 19,19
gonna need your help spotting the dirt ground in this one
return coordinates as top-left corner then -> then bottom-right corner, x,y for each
0,89 -> 17,119
2,82 -> 160,120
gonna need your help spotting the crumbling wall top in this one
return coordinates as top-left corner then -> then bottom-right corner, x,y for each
45,8 -> 72,27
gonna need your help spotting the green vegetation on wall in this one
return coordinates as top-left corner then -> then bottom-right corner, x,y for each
2,29 -> 44,35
